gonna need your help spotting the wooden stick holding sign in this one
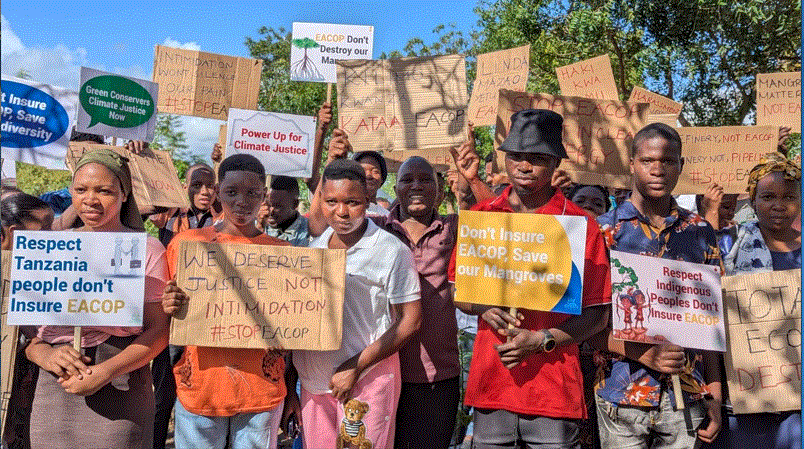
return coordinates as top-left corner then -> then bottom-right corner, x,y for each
327,83 -> 332,104
73,326 -> 81,352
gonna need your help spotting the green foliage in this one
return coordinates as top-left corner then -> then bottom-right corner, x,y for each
14,162 -> 71,196
149,113 -> 199,181
292,37 -> 319,49
610,258 -> 638,294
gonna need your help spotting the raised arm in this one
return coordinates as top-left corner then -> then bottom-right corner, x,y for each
305,102 -> 333,192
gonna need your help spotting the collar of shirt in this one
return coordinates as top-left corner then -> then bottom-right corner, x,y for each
476,184 -> 569,215
613,199 -> 690,231
384,203 -> 446,243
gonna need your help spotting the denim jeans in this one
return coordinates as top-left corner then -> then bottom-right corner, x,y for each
595,391 -> 706,449
173,399 -> 282,449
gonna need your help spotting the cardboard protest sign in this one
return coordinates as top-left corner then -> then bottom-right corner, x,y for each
1,75 -> 77,170
495,90 -> 648,188
1,250 -> 16,438
468,45 -> 530,126
628,86 -> 683,116
337,55 -> 468,166
675,126 -> 778,194
609,251 -> 725,351
454,210 -> 586,314
646,113 -> 679,127
7,231 -> 147,326
152,45 -> 263,120
66,142 -> 190,209
756,72 -> 801,129
556,54 -> 619,100
291,22 -> 374,83
226,109 -> 317,178
77,67 -> 158,142
722,269 -> 801,414
170,241 -> 346,350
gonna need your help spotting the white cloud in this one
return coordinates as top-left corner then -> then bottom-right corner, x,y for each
160,38 -> 201,52
1,14 -> 88,90
1,17 -> 217,163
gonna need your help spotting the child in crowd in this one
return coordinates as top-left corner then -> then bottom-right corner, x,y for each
161,154 -> 289,449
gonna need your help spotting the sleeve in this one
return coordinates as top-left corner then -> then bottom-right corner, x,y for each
386,243 -> 421,304
701,222 -> 725,275
582,217 -> 612,307
448,243 -> 457,283
144,236 -> 168,303
165,235 -> 179,279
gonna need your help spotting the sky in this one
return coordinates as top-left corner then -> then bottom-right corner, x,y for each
1,0 -> 480,163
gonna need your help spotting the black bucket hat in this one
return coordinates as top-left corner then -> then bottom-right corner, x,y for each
498,109 -> 567,159
352,150 -> 388,183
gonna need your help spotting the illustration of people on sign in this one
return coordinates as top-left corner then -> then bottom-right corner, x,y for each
611,258 -> 658,343
112,236 -> 143,275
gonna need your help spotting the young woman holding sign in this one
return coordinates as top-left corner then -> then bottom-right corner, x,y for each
24,149 -> 170,449
712,152 -> 801,449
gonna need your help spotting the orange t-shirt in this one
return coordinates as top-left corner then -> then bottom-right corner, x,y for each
167,227 -> 289,416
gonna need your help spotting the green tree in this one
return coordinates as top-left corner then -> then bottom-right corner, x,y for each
13,162 -> 71,196
149,113 -> 198,180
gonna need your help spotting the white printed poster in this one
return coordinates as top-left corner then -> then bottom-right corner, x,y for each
76,67 -> 159,142
1,75 -> 78,170
226,108 -> 317,178
610,251 -> 726,352
8,231 -> 147,327
290,22 -> 374,83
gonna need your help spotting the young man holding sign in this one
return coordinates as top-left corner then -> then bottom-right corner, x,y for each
449,109 -> 612,448
595,123 -> 723,447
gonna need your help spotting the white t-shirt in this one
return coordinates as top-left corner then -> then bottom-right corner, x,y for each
294,219 -> 420,393
367,202 -> 390,216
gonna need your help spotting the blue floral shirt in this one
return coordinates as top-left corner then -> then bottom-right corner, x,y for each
595,200 -> 722,407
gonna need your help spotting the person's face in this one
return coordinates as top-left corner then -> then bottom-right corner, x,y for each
216,170 -> 265,228
358,156 -> 383,195
719,194 -> 739,228
504,151 -> 558,194
321,178 -> 368,237
630,137 -> 683,200
613,188 -> 631,206
752,172 -> 800,234
572,186 -> 607,218
265,189 -> 298,228
187,168 -> 216,211
71,163 -> 124,231
395,160 -> 438,218
1,207 -> 54,250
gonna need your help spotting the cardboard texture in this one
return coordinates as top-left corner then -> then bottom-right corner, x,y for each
152,45 -> 263,120
454,210 -> 587,314
336,55 -> 468,167
609,251 -> 726,352
468,45 -> 530,126
66,142 -> 190,209
646,113 -> 679,127
556,54 -> 619,100
1,251 -> 16,440
756,72 -> 801,129
170,241 -> 346,350
628,86 -> 683,116
495,90 -> 648,188
722,269 -> 801,414
674,126 -> 779,194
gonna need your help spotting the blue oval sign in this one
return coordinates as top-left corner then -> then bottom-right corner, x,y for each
1,80 -> 70,148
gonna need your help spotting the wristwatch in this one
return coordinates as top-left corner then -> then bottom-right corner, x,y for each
539,329 -> 556,353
